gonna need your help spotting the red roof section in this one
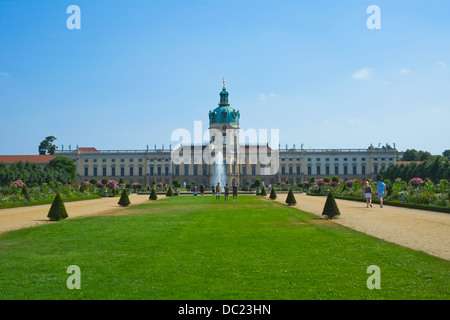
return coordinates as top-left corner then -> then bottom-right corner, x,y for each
0,155 -> 54,164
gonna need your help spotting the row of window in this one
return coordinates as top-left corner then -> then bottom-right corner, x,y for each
83,157 -> 394,164
83,158 -> 171,163
281,157 -> 394,162
83,163 -> 387,177
281,164 -> 387,176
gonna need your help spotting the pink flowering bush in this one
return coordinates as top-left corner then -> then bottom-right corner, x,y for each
12,180 -> 24,188
107,180 -> 119,189
409,177 -> 424,187
345,180 -> 354,188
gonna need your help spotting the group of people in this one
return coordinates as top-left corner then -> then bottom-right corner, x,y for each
206,183 -> 239,202
363,178 -> 387,208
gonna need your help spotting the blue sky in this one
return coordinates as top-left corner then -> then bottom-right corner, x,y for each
1,0 -> 449,155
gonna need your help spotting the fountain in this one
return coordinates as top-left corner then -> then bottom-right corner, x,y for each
212,149 -> 227,188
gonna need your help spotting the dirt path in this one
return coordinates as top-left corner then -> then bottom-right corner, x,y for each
1,193 -> 449,261
273,193 -> 450,261
0,194 -> 153,234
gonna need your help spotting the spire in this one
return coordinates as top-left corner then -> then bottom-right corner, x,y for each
219,77 -> 230,106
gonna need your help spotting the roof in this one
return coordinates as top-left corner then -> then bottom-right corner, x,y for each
0,155 -> 54,164
209,105 -> 240,125
77,147 -> 99,152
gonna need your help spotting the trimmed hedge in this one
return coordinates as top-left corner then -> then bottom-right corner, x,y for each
285,189 -> 297,206
47,193 -> 68,221
118,189 -> 130,207
322,193 -> 340,219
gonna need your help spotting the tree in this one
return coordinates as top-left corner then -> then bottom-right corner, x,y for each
118,189 -> 130,206
285,189 -> 297,206
269,188 -> 277,200
402,149 -> 419,161
172,179 -> 182,188
322,193 -> 340,219
38,136 -> 57,155
260,185 -> 267,196
443,150 -> 450,160
418,151 -> 432,161
45,156 -> 77,184
166,185 -> 174,196
252,178 -> 262,190
149,187 -> 158,200
47,193 -> 68,221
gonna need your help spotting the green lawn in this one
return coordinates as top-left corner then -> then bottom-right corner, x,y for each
0,195 -> 448,300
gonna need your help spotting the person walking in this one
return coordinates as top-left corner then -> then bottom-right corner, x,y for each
363,180 -> 373,208
232,183 -> 238,201
376,178 -> 387,208
211,184 -> 215,196
224,184 -> 230,202
199,184 -> 205,195
216,182 -> 221,200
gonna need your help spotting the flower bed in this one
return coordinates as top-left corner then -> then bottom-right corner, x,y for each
0,180 -> 102,209
305,177 -> 449,213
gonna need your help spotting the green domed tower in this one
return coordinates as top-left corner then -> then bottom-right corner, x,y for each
208,78 -> 241,187
208,77 -> 240,134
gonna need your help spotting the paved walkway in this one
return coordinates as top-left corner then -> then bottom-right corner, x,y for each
1,193 -> 449,261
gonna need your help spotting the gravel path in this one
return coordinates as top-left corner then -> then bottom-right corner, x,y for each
1,193 -> 449,261
273,193 -> 450,261
0,194 -> 151,234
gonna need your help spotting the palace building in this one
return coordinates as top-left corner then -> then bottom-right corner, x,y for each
56,80 -> 397,187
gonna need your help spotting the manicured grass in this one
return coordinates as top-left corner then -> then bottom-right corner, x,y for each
0,196 -> 448,300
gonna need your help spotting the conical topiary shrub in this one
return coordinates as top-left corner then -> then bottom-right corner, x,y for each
118,189 -> 130,206
166,186 -> 174,197
322,193 -> 341,219
47,193 -> 68,221
260,185 -> 267,196
149,187 -> 158,200
269,188 -> 277,200
285,189 -> 296,206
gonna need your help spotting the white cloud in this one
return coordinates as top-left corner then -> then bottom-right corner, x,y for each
399,68 -> 411,74
0,71 -> 9,76
436,61 -> 447,68
347,118 -> 367,126
259,92 -> 278,101
352,68 -> 373,80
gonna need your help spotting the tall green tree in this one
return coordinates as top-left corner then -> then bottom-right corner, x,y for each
402,149 -> 419,161
443,150 -> 450,160
38,136 -> 57,155
45,156 -> 77,184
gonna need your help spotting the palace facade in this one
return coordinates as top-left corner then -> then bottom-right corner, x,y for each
56,82 -> 397,187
